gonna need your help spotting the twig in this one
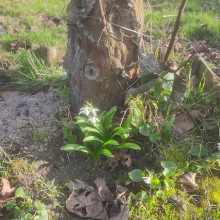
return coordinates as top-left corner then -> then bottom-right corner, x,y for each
164,0 -> 188,63
146,0 -> 153,53
98,0 -> 107,26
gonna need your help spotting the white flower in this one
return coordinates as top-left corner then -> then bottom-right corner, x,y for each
91,108 -> 99,116
88,117 -> 99,124
142,176 -> 151,184
78,107 -> 91,116
217,143 -> 220,151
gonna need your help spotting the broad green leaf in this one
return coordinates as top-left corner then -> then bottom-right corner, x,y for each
102,140 -> 119,147
139,124 -> 151,136
152,178 -> 161,189
157,101 -> 168,111
61,144 -> 94,156
81,127 -> 102,137
206,156 -> 219,162
35,204 -> 48,220
123,116 -> 133,129
6,200 -> 15,211
163,169 -> 174,177
128,169 -> 144,182
156,190 -> 164,197
14,206 -> 22,218
164,178 -> 174,190
191,145 -> 208,156
98,111 -> 106,121
83,136 -> 104,143
112,142 -> 141,150
15,187 -> 28,199
98,149 -> 114,157
110,129 -> 130,139
150,133 -> 161,143
69,135 -> 77,144
18,214 -> 31,220
104,107 -> 117,131
161,161 -> 177,172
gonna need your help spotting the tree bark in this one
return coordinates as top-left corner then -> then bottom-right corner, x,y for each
63,0 -> 144,113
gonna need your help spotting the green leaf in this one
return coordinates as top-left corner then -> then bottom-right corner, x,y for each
61,72 -> 68,80
150,133 -> 161,143
215,152 -> 220,159
110,129 -> 130,139
102,140 -> 119,147
156,190 -> 164,197
139,124 -> 151,136
164,178 -> 174,190
152,178 -> 161,189
161,161 -> 177,172
104,107 -> 117,131
6,200 -> 15,211
123,116 -> 133,129
14,206 -> 22,218
15,187 -> 28,198
83,136 -> 104,143
98,111 -> 106,121
61,144 -> 94,156
98,149 -> 114,157
191,145 -> 208,156
112,142 -> 141,150
157,101 -> 168,111
206,156 -> 219,162
165,114 -> 176,137
128,169 -> 145,182
69,135 -> 77,144
18,214 -> 31,220
35,204 -> 48,220
163,169 -> 174,177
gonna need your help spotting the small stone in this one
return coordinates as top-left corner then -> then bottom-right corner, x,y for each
0,28 -> 7,36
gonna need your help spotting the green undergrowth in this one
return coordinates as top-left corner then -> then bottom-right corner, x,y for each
144,0 -> 220,43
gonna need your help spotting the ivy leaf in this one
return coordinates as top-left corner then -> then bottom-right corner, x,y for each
156,190 -> 164,197
14,206 -> 22,218
164,178 -> 174,190
150,133 -> 161,143
128,169 -> 145,182
161,161 -> 177,172
191,145 -> 208,156
6,200 -> 15,211
15,187 -> 28,199
152,178 -> 161,189
139,124 -> 151,136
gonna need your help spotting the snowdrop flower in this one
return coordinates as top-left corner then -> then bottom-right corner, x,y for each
91,108 -> 99,116
88,117 -> 99,124
142,176 -> 151,184
217,143 -> 220,151
78,107 -> 91,116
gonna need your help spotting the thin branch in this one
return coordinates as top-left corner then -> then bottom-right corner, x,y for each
164,0 -> 188,63
98,0 -> 107,26
146,0 -> 153,53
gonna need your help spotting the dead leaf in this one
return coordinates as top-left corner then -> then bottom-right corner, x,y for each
66,187 -> 108,219
1,179 -> 15,197
174,109 -> 202,132
30,26 -> 39,31
105,149 -> 132,168
10,39 -> 23,50
115,181 -> 128,205
109,204 -> 129,220
94,178 -> 110,202
121,154 -> 132,168
180,172 -> 198,193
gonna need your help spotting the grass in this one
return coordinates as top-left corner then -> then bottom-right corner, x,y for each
144,0 -> 220,43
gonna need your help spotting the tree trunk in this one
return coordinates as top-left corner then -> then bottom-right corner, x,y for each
63,0 -> 144,113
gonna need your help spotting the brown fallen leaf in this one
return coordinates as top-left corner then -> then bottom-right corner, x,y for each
115,181 -> 128,205
1,179 -> 15,197
94,178 -> 110,202
66,187 -> 108,219
109,204 -> 129,220
174,109 -> 202,132
121,154 -> 132,168
10,39 -> 23,50
105,149 -> 132,168
180,172 -> 198,193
